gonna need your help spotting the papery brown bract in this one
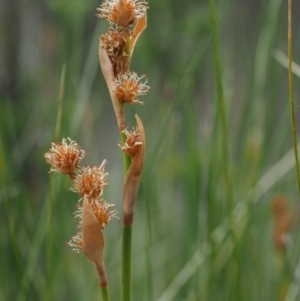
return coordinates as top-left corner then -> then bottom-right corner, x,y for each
81,197 -> 108,287
122,115 -> 145,225
99,38 -> 126,131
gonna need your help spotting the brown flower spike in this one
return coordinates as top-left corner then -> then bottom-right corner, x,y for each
100,31 -> 127,76
72,161 -> 108,199
120,126 -> 142,157
90,198 -> 118,228
115,72 -> 150,105
44,138 -> 85,175
96,0 -> 148,27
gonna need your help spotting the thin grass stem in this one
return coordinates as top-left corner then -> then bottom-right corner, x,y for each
209,0 -> 232,210
54,64 -> 66,141
122,225 -> 132,301
121,131 -> 131,175
100,286 -> 111,301
287,0 -> 300,198
46,64 -> 66,300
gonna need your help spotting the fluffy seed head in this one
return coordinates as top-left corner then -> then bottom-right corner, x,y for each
44,138 -> 85,175
72,161 -> 108,199
90,198 -> 119,228
115,72 -> 150,105
120,127 -> 142,158
96,0 -> 148,27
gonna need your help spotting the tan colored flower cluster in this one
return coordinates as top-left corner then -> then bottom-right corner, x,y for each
98,0 -> 149,118
96,0 -> 148,27
44,138 -> 85,176
120,127 -> 142,158
115,72 -> 149,105
97,0 -> 147,229
91,198 -> 119,228
100,31 -> 127,76
72,161 -> 108,199
45,138 -> 117,254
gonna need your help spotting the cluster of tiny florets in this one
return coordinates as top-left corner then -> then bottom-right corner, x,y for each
120,127 -> 142,158
90,198 -> 119,228
115,72 -> 150,105
45,138 -> 118,254
101,31 -> 127,76
96,0 -> 148,27
72,161 -> 108,200
44,138 -> 85,175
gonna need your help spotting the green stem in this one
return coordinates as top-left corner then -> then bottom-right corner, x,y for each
288,0 -> 300,198
120,30 -> 135,301
209,2 -> 243,300
54,64 -> 66,141
121,128 -> 132,301
100,286 -> 111,301
121,132 -> 132,175
209,0 -> 232,211
122,225 -> 132,301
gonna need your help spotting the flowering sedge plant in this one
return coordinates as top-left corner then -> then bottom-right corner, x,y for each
45,139 -> 117,295
97,0 -> 149,300
45,1 -> 149,300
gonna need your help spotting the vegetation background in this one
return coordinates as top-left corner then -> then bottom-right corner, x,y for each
1,0 -> 300,300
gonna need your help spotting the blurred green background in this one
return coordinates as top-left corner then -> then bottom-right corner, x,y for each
1,0 -> 300,300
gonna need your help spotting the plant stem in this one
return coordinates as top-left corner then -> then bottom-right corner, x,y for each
121,127 -> 132,301
209,0 -> 232,211
54,64 -> 66,141
100,286 -> 111,301
288,0 -> 300,198
120,27 -> 138,301
209,2 -> 244,299
121,131 -> 132,175
122,225 -> 132,301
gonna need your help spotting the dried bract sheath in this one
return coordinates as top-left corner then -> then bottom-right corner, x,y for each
123,115 -> 146,225
115,72 -> 150,105
96,0 -> 148,27
99,37 -> 126,130
120,127 -> 142,158
44,138 -> 85,175
72,161 -> 108,199
67,198 -> 117,253
81,197 -> 107,287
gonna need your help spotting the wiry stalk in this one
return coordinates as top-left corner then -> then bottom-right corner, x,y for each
122,225 -> 133,301
121,128 -> 132,301
100,286 -> 111,301
288,0 -> 300,198
209,0 -> 232,210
